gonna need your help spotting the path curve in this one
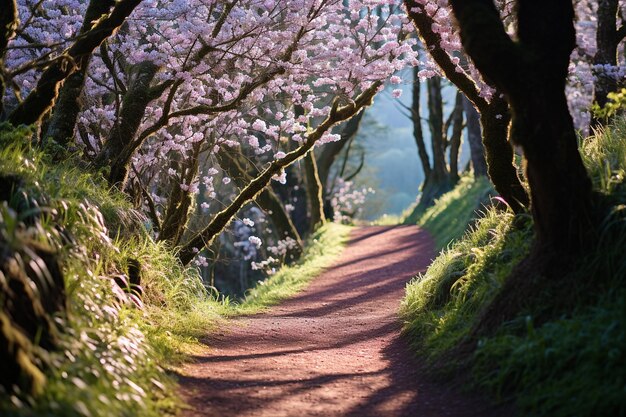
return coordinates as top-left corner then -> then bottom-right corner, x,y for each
179,226 -> 504,417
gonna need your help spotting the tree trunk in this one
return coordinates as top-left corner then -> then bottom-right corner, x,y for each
43,0 -> 116,147
0,0 -> 17,59
94,61 -> 165,188
412,66 -> 431,178
304,150 -> 326,233
449,0 -> 595,332
0,0 -> 18,117
463,95 -> 488,177
415,76 -> 452,210
590,0 -> 625,129
451,0 -> 593,250
157,142 -> 201,246
448,91 -> 464,184
316,110 -> 364,190
427,77 -> 449,185
481,96 -> 528,213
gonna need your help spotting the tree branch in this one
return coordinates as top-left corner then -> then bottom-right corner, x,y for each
404,0 -> 488,110
448,0 -> 522,94
177,82 -> 381,265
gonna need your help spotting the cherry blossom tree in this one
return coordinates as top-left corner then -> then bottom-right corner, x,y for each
2,0 -> 417,267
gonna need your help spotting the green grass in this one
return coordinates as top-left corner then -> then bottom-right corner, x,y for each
411,175 -> 495,249
401,117 -> 626,416
401,208 -> 532,360
0,125 -> 349,417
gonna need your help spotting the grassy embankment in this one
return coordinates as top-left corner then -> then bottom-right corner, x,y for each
401,118 -> 626,416
0,124 -> 350,417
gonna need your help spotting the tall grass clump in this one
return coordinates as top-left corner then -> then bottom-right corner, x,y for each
401,117 -> 626,416
401,208 -> 533,360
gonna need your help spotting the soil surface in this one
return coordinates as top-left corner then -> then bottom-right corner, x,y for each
178,226 -> 507,417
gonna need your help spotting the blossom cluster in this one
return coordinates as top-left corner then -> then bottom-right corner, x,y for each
329,178 -> 375,224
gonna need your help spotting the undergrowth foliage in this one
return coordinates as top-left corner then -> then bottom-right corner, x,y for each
401,118 -> 626,417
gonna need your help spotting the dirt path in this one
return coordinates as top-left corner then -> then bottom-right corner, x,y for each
178,226 -> 504,417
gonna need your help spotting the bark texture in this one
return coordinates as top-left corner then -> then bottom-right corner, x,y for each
411,67 -> 431,179
157,143 -> 201,246
480,96 -> 527,213
463,96 -> 488,177
304,150 -> 326,232
0,0 -> 18,117
448,91 -> 464,183
99,61 -> 166,188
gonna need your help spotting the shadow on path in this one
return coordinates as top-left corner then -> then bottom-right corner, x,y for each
178,226 -> 508,417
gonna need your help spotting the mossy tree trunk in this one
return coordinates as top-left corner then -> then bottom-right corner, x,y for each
8,0 -> 142,127
304,150 -> 326,233
480,96 -> 527,213
95,61 -> 172,188
449,0 -> 595,332
157,142 -> 201,246
43,0 -> 116,147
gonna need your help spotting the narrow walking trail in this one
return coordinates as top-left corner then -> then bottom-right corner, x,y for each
178,226 -> 503,417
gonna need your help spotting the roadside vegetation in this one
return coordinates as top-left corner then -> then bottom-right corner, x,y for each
0,124 -> 350,417
401,117 -> 626,417
406,175 -> 495,250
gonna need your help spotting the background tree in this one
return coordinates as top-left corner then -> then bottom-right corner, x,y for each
590,0 -> 626,128
404,0 -> 529,214
403,70 -> 465,212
